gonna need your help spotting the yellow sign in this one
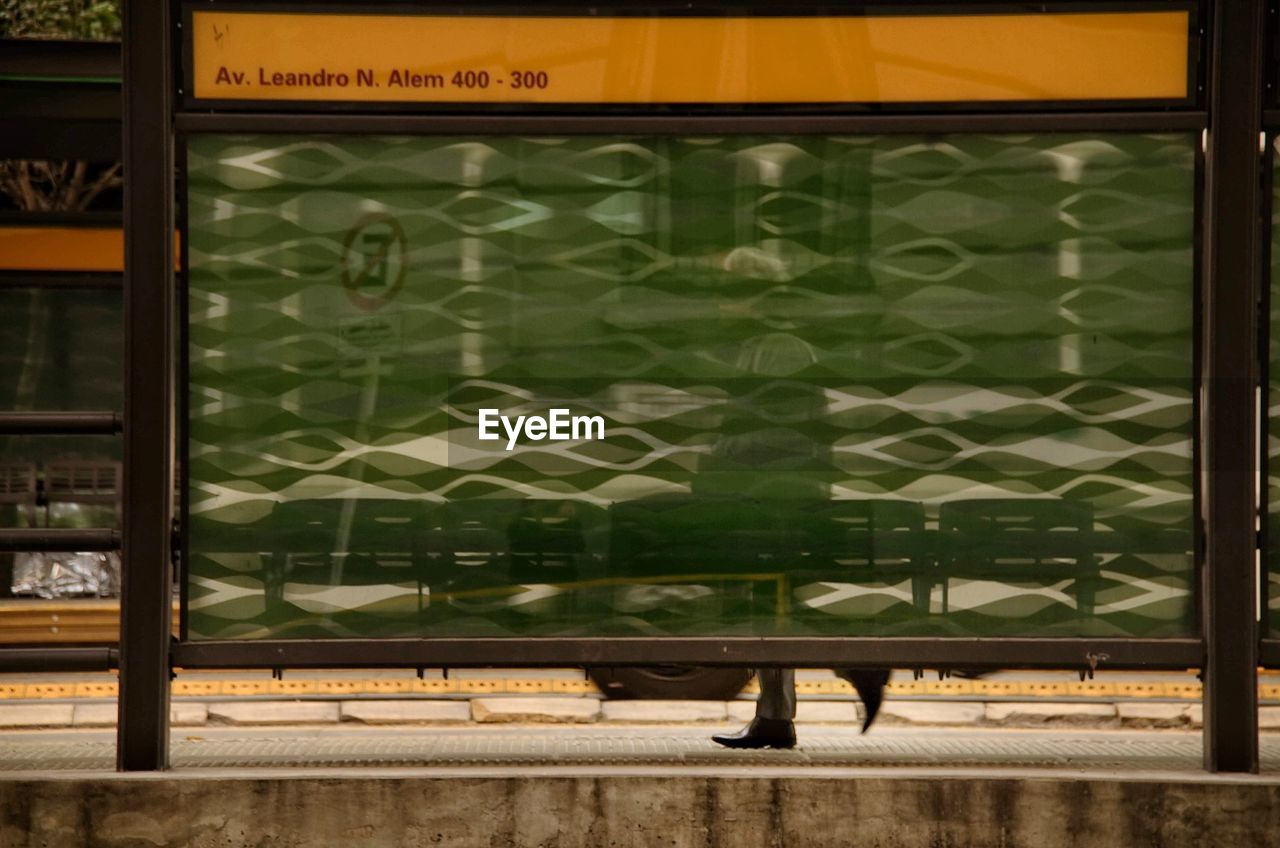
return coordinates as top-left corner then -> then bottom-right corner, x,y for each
189,10 -> 1190,104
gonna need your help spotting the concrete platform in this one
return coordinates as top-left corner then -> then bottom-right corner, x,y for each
2,760 -> 1278,848
3,727 -> 1280,846
5,724 -> 1280,771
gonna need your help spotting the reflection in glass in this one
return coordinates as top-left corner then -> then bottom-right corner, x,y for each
187,133 -> 1196,639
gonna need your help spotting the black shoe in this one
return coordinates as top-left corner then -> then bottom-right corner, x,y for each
845,669 -> 891,733
711,718 -> 796,750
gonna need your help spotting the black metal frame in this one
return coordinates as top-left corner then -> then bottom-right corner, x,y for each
173,637 -> 1202,670
76,0 -> 1260,773
174,112 -> 1208,135
0,647 -> 117,673
0,413 -> 121,435
1200,0 -> 1264,773
0,39 -> 121,161
118,0 -> 175,772
0,529 -> 118,551
1259,1 -> 1280,686
178,0 -> 1202,115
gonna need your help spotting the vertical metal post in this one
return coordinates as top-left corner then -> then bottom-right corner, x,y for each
117,0 -> 173,771
1202,0 -> 1264,774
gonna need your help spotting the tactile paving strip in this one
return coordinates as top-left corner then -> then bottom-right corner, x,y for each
3,731 -> 1280,772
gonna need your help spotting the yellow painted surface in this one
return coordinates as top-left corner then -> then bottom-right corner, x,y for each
2,672 -> 1277,702
191,10 -> 1189,104
0,227 -> 181,273
0,599 -> 176,644
0,227 -> 123,272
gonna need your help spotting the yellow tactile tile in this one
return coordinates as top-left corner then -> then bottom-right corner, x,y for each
886,680 -> 926,696
925,680 -> 974,696
267,680 -> 318,696
796,680 -> 838,695
312,680 -> 364,696
364,680 -> 413,695
173,680 -> 222,697
552,679 -> 600,694
221,680 -> 270,696
456,679 -> 504,695
1115,681 -> 1166,698
1,674 -> 1270,703
1071,682 -> 1118,698
411,679 -> 459,695
508,679 -> 553,693
73,682 -> 118,698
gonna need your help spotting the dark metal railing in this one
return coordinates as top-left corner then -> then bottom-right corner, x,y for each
0,528 -> 120,552
0,0 -> 1261,774
0,412 -> 122,436
0,646 -> 117,673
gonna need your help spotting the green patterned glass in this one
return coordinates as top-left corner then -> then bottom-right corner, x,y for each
186,133 -> 1196,640
1270,140 -> 1280,636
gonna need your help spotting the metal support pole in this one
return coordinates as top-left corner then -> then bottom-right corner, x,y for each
0,412 -> 122,435
1201,0 -> 1264,773
0,529 -> 119,551
117,0 -> 173,772
0,647 -> 117,673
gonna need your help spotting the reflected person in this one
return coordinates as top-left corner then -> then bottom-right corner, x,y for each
693,331 -> 889,749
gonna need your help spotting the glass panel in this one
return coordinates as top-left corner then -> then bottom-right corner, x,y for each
0,286 -> 122,597
186,133 -> 1196,640
1270,139 -> 1280,637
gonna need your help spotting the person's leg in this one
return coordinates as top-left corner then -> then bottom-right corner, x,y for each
834,668 -> 890,732
711,668 -> 797,749
754,667 -> 796,721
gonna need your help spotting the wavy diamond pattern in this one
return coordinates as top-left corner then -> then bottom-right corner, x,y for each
1269,139 -> 1280,637
187,133 -> 1196,640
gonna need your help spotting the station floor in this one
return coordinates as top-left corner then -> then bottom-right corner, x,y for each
1,724 -> 1278,774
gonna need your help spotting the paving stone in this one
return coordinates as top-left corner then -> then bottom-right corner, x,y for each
471,697 -> 600,723
1187,704 -> 1203,727
72,703 -> 118,727
171,703 -> 209,726
600,700 -> 727,723
72,702 -> 208,727
796,701 -> 860,723
986,702 -> 1116,724
878,702 -> 985,725
341,700 -> 470,724
1116,703 -> 1193,727
1260,707 -> 1280,730
0,704 -> 74,728
207,701 -> 340,725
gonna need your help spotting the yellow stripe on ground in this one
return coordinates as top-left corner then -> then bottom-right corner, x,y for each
1,677 -> 1264,701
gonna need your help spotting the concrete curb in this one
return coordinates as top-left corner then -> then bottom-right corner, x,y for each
3,696 -> 1275,730
473,697 -> 601,723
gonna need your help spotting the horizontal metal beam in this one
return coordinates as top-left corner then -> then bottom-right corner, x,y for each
0,211 -> 122,226
0,529 -> 119,552
0,39 -> 120,79
0,272 -> 122,290
172,637 -> 1204,671
0,412 -> 122,435
174,111 -> 1209,136
0,646 -> 117,673
1261,640 -> 1280,668
0,117 -> 121,161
